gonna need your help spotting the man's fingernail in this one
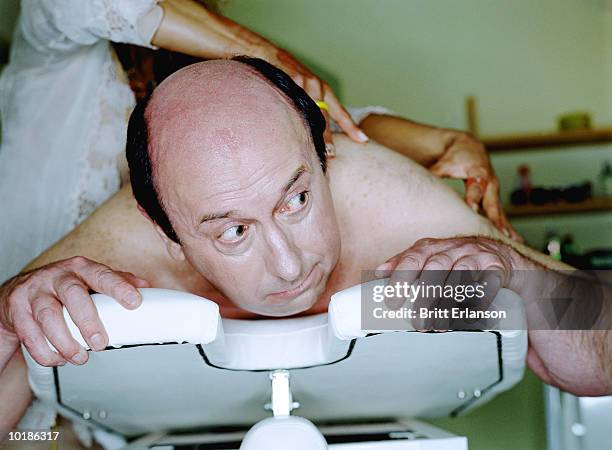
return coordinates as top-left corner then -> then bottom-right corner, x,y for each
357,130 -> 369,142
375,263 -> 393,278
376,262 -> 391,272
90,333 -> 105,351
471,203 -> 479,213
126,293 -> 140,306
72,351 -> 87,365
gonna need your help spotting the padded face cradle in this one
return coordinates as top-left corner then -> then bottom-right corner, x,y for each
23,287 -> 527,439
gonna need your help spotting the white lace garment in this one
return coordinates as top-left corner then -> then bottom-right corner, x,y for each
0,0 -> 163,282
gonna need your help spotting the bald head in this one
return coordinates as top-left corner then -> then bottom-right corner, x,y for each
148,60 -> 309,193
126,57 -> 326,243
147,61 -> 291,160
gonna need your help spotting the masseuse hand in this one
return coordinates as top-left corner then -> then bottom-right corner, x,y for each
374,236 -> 530,330
428,135 -> 521,242
267,49 -> 369,155
0,256 -> 150,370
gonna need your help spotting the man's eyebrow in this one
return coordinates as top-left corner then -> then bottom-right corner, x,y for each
200,210 -> 237,225
281,165 -> 308,198
199,165 -> 308,225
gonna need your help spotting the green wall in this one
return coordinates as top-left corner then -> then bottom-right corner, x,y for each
225,0 -> 612,253
223,2 -> 612,449
430,371 -> 547,450
225,0 -> 608,133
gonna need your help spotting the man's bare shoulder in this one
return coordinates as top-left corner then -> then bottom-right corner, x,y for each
327,135 -> 568,272
25,186 -> 202,289
328,136 -> 497,262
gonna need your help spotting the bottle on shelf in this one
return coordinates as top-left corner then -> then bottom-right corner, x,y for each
598,161 -> 612,197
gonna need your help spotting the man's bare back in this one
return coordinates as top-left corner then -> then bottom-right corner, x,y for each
26,136 -> 566,318
2,59 -> 606,431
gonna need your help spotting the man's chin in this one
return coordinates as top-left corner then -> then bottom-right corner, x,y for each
239,283 -> 326,317
247,294 -> 319,317
233,265 -> 331,317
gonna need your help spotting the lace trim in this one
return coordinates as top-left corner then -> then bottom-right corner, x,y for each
98,0 -> 160,47
72,46 -> 134,226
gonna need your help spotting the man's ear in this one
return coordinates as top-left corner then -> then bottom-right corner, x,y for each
136,204 -> 185,261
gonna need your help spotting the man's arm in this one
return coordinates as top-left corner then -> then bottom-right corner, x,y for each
0,186 -> 189,437
0,185 -> 204,371
523,271 -> 612,396
0,351 -> 31,437
375,236 -> 612,396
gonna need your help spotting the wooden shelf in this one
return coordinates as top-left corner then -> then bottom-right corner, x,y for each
482,128 -> 612,152
504,196 -> 612,218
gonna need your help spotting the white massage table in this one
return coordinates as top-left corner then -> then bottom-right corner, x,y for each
23,284 -> 528,450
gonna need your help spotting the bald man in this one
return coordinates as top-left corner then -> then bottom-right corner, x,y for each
1,58 -> 610,433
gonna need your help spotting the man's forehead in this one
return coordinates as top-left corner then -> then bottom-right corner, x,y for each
148,62 -> 299,144
146,60 -> 309,174
145,60 -> 315,214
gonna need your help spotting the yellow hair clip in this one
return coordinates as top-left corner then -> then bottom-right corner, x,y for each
315,100 -> 329,112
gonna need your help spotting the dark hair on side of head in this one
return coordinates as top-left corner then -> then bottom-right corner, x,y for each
126,96 -> 179,243
126,56 -> 327,244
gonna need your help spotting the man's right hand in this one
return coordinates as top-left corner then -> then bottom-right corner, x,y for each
0,257 -> 150,371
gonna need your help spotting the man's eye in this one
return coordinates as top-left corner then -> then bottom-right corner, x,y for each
219,225 -> 247,243
285,191 -> 309,212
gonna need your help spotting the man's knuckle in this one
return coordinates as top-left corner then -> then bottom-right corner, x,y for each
426,254 -> 453,268
67,256 -> 89,268
96,268 -> 119,286
480,254 -> 501,267
456,257 -> 478,269
6,291 -> 23,310
416,237 -> 435,247
34,305 -> 59,324
465,242 -> 482,253
56,277 -> 83,297
11,277 -> 34,296
397,255 -> 422,268
75,317 -> 98,335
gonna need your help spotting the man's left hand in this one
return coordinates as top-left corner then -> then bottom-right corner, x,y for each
374,236 -> 534,330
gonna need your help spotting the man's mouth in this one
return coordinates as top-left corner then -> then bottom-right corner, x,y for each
266,265 -> 318,302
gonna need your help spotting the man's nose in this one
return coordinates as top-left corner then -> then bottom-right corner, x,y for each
263,224 -> 302,282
